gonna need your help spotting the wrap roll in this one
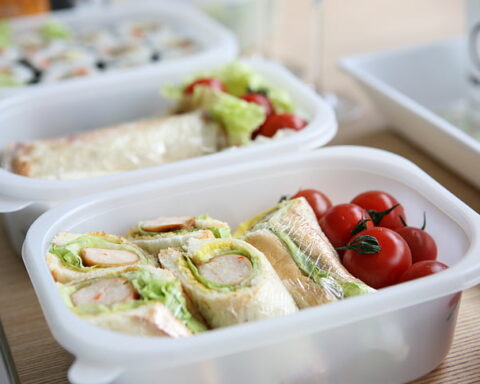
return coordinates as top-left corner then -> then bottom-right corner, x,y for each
236,198 -> 374,309
127,214 -> 230,255
46,232 -> 155,283
158,238 -> 298,328
59,266 -> 207,337
5,111 -> 224,180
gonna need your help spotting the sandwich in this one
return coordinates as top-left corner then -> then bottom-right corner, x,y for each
46,232 -> 155,283
5,111 -> 223,180
59,266 -> 207,337
126,214 -> 230,255
235,198 -> 374,309
158,238 -> 298,328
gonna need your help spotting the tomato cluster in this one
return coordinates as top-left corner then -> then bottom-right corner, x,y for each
291,188 -> 447,289
184,77 -> 307,138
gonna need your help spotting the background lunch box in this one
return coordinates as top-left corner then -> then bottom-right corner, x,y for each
23,146 -> 480,384
0,0 -> 237,98
0,58 -> 336,253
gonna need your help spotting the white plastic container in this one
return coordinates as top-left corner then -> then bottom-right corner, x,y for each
23,146 -> 480,384
340,38 -> 480,189
0,58 -> 337,252
0,1 -> 237,98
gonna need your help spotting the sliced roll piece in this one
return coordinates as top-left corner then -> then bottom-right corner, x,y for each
236,198 -> 374,309
158,238 -> 298,329
5,111 -> 223,180
59,266 -> 207,337
127,214 -> 231,255
46,232 -> 155,283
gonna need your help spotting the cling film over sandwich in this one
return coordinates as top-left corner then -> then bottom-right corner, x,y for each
3,62 -> 309,181
236,198 -> 374,309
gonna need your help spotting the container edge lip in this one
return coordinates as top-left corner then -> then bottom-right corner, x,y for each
22,145 -> 480,365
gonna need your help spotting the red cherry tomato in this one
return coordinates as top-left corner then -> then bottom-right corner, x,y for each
256,113 -> 307,138
399,260 -> 448,283
241,93 -> 273,116
184,78 -> 226,95
291,189 -> 332,221
342,227 -> 412,289
396,226 -> 437,263
319,203 -> 373,249
351,190 -> 406,231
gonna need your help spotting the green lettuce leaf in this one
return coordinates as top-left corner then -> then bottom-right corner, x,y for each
208,89 -> 266,145
40,20 -> 71,40
125,269 -> 206,333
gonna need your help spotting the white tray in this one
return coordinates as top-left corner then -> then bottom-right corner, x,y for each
0,58 -> 337,252
0,0 -> 237,98
23,146 -> 480,384
340,38 -> 480,189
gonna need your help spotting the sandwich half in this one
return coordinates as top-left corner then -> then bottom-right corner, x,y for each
5,111 -> 223,180
59,266 -> 207,337
158,238 -> 298,328
236,198 -> 374,309
127,214 -> 230,255
46,232 -> 155,283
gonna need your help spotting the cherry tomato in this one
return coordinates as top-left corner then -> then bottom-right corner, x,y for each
241,93 -> 273,116
291,189 -> 332,221
319,203 -> 373,249
398,260 -> 448,283
396,226 -> 437,263
255,113 -> 307,138
184,78 -> 226,95
342,227 -> 412,289
351,190 -> 406,231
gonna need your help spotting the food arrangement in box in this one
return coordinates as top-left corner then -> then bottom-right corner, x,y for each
46,187 -> 446,338
3,62 -> 309,180
0,17 -> 201,86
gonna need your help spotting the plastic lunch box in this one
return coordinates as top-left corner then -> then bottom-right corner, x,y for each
0,1 -> 237,98
0,58 -> 336,253
22,146 -> 480,384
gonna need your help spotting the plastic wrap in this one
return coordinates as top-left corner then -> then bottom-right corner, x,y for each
238,197 -> 374,309
158,237 -> 298,329
58,265 -> 207,337
6,111 -> 222,180
127,215 -> 231,254
46,232 -> 155,283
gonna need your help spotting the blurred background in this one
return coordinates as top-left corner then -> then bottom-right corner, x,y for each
0,0 -> 464,140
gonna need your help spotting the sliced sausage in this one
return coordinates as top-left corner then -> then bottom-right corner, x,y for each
80,248 -> 139,267
71,277 -> 137,307
142,216 -> 195,232
198,254 -> 252,286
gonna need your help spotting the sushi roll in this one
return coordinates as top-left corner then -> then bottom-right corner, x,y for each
127,214 -> 231,254
0,46 -> 21,64
75,28 -> 117,54
0,62 -> 35,86
146,27 -> 198,60
59,266 -> 207,337
116,19 -> 164,41
46,232 -> 156,283
158,237 -> 298,328
41,63 -> 97,83
98,39 -> 153,69
29,44 -> 96,72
